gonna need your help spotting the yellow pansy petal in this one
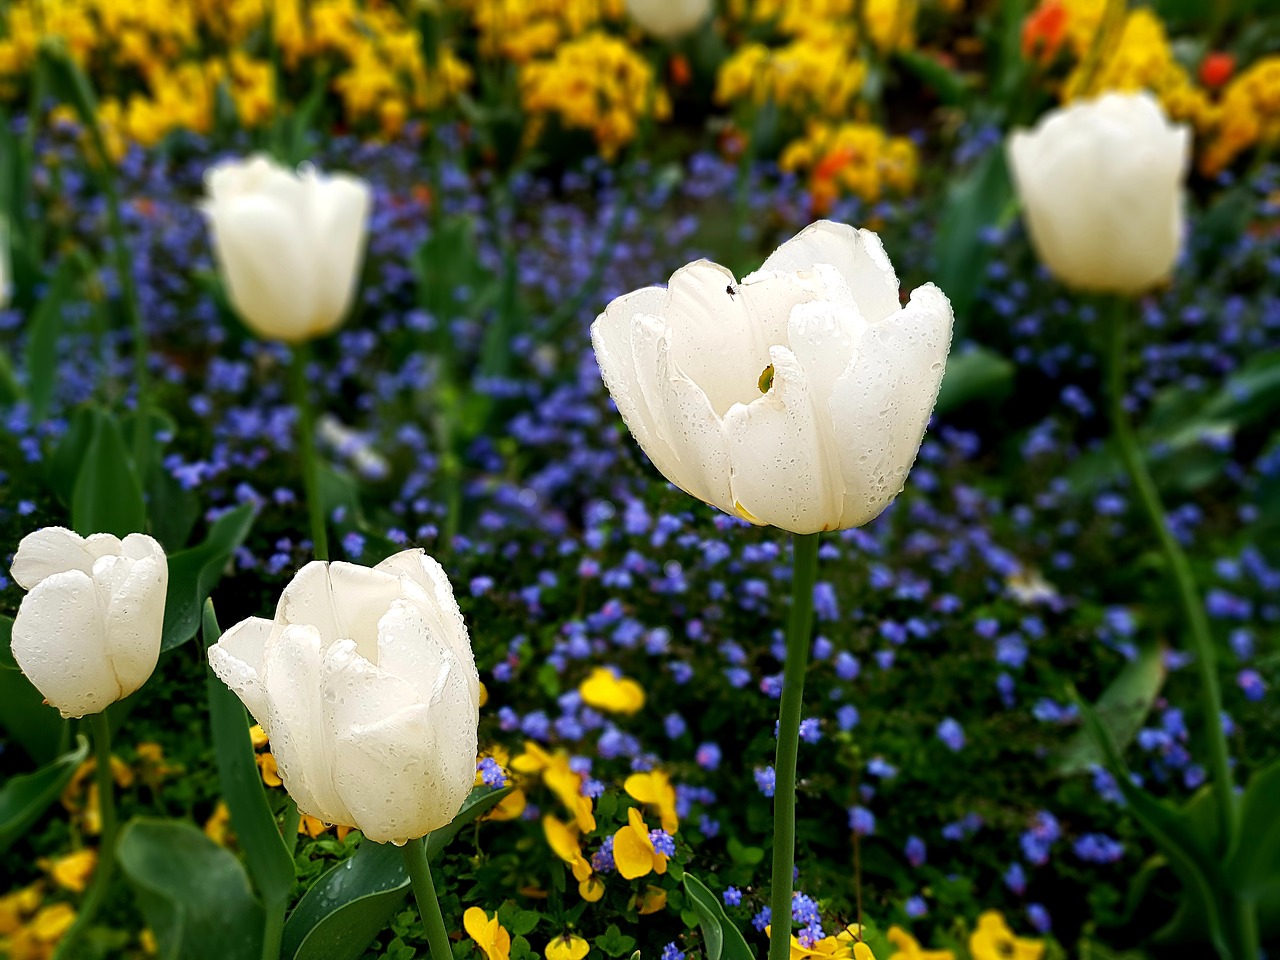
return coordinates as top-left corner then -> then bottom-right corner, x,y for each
547,934 -> 590,960
613,825 -> 655,880
626,807 -> 648,835
485,788 -> 528,822
579,876 -> 605,902
638,885 -> 668,915
249,725 -> 269,749
512,741 -> 553,773
479,681 -> 489,707
853,944 -> 876,960
464,907 -> 492,944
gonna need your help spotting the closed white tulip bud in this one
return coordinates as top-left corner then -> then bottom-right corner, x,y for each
10,527 -> 168,718
592,221 -> 953,535
1007,92 -> 1191,296
201,154 -> 372,343
208,550 -> 480,845
626,0 -> 712,40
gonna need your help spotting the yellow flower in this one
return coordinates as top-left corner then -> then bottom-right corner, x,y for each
546,933 -> 590,960
511,741 -> 554,774
887,926 -> 954,960
766,924 -> 876,960
39,849 -> 97,893
249,724 -> 270,749
0,885 -> 42,936
968,911 -> 1044,960
479,681 -> 489,708
543,815 -> 594,882
465,907 -> 512,960
204,801 -> 232,845
257,752 -> 284,788
28,902 -> 77,942
624,770 -> 678,833
546,755 -> 596,832
637,884 -> 667,915
612,808 -> 668,880
578,667 -> 645,714
578,876 -> 606,902
486,788 -> 529,821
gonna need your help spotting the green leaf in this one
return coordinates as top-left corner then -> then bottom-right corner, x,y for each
317,466 -> 400,564
0,616 -> 67,765
1075,694 -> 1233,957
933,148 -> 1013,334
1057,644 -> 1166,776
894,50 -> 969,106
25,256 -> 80,422
161,504 -> 256,651
204,601 -> 295,907
933,346 -> 1015,415
726,836 -> 764,866
0,735 -> 89,853
49,405 -> 99,505
119,818 -> 265,960
281,786 -> 513,960
595,924 -> 637,959
683,874 -> 754,960
1226,756 -> 1280,898
71,408 -> 146,538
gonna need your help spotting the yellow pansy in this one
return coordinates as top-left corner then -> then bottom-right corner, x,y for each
477,745 -> 527,820
579,876 -> 606,902
546,933 -> 590,960
578,667 -> 645,714
465,907 -> 512,960
257,752 -> 284,788
546,756 -> 596,833
512,741 -> 555,774
624,770 -> 678,833
204,801 -> 232,845
479,681 -> 489,708
543,815 -> 594,882
637,885 -> 667,915
0,885 -> 42,935
39,849 -> 97,893
298,815 -> 354,842
612,808 -> 667,880
968,912 -> 1043,960
249,725 -> 270,749
887,926 -> 954,960
766,924 -> 876,960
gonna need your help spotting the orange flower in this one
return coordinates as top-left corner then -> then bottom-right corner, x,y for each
1022,0 -> 1067,65
1200,52 -> 1235,89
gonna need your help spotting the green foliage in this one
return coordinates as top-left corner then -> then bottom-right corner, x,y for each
71,406 -> 146,538
118,818 -> 266,960
1057,644 -> 1166,777
161,504 -> 257,651
0,613 -> 67,764
683,874 -> 754,960
0,735 -> 88,854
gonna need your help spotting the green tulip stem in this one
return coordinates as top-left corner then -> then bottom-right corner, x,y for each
290,345 -> 329,561
1104,296 -> 1237,845
767,531 -> 821,960
403,837 -> 453,960
54,713 -> 118,960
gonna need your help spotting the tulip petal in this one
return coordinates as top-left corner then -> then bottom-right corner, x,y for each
276,560 -> 342,642
723,345 -> 836,533
204,194 -> 317,342
99,553 -> 167,698
12,570 -> 118,718
208,616 -> 275,724
10,527 -> 120,589
375,550 -> 478,705
262,624 -> 353,827
326,562 -> 404,660
755,221 -> 901,323
375,598 -> 453,705
829,283 -> 953,528
304,173 -> 371,339
592,284 -> 670,457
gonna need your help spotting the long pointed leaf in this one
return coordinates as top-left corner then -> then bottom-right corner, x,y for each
161,504 -> 256,650
0,735 -> 89,853
683,873 -> 755,960
204,601 -> 295,907
281,786 -> 513,960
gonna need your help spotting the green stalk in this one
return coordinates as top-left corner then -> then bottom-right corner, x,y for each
1104,297 -> 1254,960
1104,297 -> 1236,841
54,714 -> 117,960
767,532 -> 821,960
402,837 -> 453,960
290,345 -> 328,561
261,899 -> 286,960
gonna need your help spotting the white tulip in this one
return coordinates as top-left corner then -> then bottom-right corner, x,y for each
10,527 -> 167,718
1007,92 -> 1191,296
592,220 -> 953,535
626,0 -> 712,40
201,154 -> 372,343
208,550 -> 480,845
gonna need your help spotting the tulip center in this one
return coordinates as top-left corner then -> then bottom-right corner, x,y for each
757,364 -> 775,394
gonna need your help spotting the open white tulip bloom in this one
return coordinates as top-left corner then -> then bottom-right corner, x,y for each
10,528 -> 167,718
1007,92 -> 1190,296
208,550 -> 480,845
201,154 -> 372,343
592,221 -> 953,534
626,0 -> 712,40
